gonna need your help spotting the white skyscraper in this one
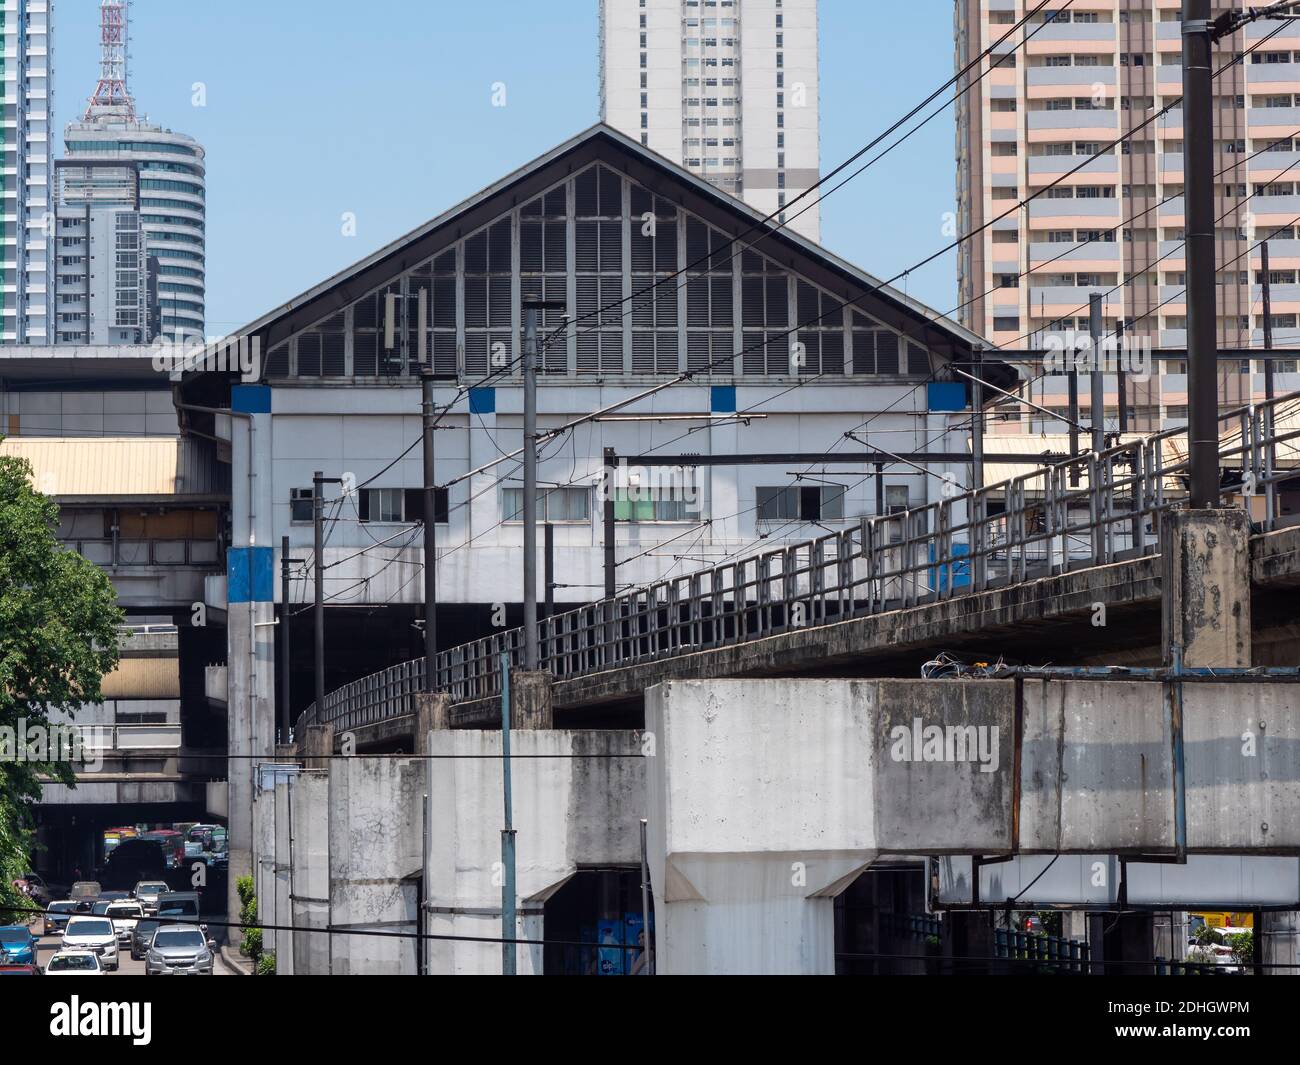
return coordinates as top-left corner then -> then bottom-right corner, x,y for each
55,0 -> 205,344
599,0 -> 821,242
2,0 -> 55,343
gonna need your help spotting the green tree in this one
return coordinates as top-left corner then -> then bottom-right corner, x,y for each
0,451 -> 122,918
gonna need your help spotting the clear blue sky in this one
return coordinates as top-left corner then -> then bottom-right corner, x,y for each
56,0 -> 959,336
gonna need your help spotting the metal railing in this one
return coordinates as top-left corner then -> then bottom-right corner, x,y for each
297,391 -> 1300,737
994,928 -> 1091,974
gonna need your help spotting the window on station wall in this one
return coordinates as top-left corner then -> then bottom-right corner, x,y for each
756,484 -> 846,522
575,165 -> 625,375
501,486 -> 592,523
464,218 -> 513,377
403,251 -> 458,378
295,312 -> 345,378
629,185 -> 680,374
520,186 -> 570,375
352,280 -> 406,377
741,250 -> 790,374
794,281 -> 845,376
357,487 -> 449,524
850,312 -> 904,375
265,343 -> 289,376
685,216 -> 734,374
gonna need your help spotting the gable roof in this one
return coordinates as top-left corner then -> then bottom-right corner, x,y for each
188,124 -> 992,395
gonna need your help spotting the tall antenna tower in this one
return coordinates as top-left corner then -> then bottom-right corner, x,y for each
84,0 -> 136,121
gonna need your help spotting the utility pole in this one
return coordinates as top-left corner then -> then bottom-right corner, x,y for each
1067,348 -> 1081,487
603,446 -> 617,599
499,652 -> 516,975
421,365 -> 438,691
1183,0 -> 1221,508
312,472 -> 343,717
1116,319 -> 1129,434
970,349 -> 984,495
544,522 -> 554,621
1262,241 -> 1277,495
521,298 -> 565,670
1089,293 -> 1106,454
279,535 -> 304,745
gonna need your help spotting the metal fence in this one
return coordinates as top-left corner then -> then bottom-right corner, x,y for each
297,391 -> 1300,737
994,928 -> 1091,974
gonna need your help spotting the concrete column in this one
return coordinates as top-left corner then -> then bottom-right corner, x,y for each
328,756 -> 425,974
510,669 -> 553,730
300,724 -> 334,770
1260,910 -> 1299,977
290,771 -> 330,975
1161,509 -> 1252,668
226,393 -> 276,923
415,691 -> 452,752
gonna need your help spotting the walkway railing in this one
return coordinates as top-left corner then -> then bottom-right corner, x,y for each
297,391 -> 1300,737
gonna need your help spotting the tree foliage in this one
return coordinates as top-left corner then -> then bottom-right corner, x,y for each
0,451 -> 122,914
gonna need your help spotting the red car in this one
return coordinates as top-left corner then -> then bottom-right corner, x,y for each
0,964 -> 40,975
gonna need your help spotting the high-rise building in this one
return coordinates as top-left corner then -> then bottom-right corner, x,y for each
2,0 -> 54,343
954,1 -> 1300,430
599,0 -> 821,241
954,2 -> 1300,354
57,0 -> 205,343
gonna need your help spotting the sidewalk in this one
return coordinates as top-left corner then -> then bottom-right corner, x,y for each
217,943 -> 253,975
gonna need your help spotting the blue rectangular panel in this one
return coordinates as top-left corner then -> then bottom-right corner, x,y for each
468,388 -> 496,414
928,381 -> 968,412
228,546 -> 275,603
231,385 -> 272,414
710,385 -> 736,413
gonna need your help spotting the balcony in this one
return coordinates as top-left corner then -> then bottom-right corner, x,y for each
1027,153 -> 1118,175
1028,286 -> 1120,308
1028,197 -> 1121,220
1032,22 -> 1118,43
1247,107 -> 1300,128
1251,194 -> 1300,216
1026,66 -> 1118,87
1246,62 -> 1300,84
1248,151 -> 1300,173
1027,109 -> 1120,131
1252,283 -> 1300,302
1028,241 -> 1121,262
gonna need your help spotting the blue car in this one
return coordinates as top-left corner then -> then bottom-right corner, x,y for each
0,925 -> 36,966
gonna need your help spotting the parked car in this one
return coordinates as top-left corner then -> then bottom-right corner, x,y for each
43,900 -> 82,936
132,881 -> 171,915
0,925 -> 36,966
44,950 -> 105,976
130,918 -> 161,961
105,902 -> 143,946
145,924 -> 215,975
61,916 -> 119,971
0,964 -> 40,975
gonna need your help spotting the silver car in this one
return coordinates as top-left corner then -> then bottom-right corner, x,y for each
144,924 -> 216,976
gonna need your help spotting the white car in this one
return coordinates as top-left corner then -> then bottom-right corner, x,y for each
105,902 -> 144,946
45,949 -> 105,976
61,916 -> 119,971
